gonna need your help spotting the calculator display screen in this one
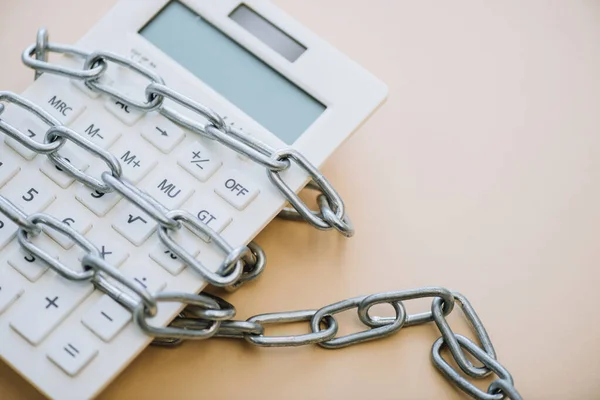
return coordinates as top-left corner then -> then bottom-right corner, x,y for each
140,1 -> 326,144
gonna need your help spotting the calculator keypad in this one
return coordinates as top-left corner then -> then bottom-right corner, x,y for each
0,68 -> 276,392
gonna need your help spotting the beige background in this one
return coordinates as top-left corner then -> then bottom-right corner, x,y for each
1,0 -> 599,399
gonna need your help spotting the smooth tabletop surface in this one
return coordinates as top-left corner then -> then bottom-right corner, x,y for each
1,1 -> 599,399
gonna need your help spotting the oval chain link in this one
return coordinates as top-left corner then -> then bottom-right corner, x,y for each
45,125 -> 122,193
310,295 -> 406,349
83,51 -> 165,111
432,293 -> 496,378
17,213 -> 100,281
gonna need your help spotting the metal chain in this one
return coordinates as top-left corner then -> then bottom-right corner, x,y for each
0,194 -> 246,333
0,28 -> 524,399
156,288 -> 522,400
22,29 -> 353,237
0,89 -> 265,330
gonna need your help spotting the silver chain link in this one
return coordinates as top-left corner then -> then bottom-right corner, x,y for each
0,28 -> 524,399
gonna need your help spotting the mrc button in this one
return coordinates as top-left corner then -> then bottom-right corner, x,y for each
214,171 -> 260,210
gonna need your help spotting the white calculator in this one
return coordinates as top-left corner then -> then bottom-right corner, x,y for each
0,0 -> 387,398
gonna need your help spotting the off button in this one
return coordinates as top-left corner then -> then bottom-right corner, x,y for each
214,170 -> 260,210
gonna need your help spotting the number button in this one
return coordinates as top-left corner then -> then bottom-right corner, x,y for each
177,141 -> 222,182
109,139 -> 158,183
42,202 -> 93,249
46,332 -> 98,376
214,170 -> 260,210
81,295 -> 131,342
3,176 -> 56,214
4,115 -> 50,160
39,145 -> 90,189
8,247 -> 53,282
140,115 -> 185,153
75,182 -> 122,217
69,109 -> 122,149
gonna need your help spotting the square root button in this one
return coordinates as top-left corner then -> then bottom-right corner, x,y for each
214,170 -> 260,210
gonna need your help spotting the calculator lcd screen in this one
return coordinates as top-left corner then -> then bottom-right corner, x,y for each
139,1 -> 326,144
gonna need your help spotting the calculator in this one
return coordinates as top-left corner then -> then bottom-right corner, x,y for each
0,0 -> 387,398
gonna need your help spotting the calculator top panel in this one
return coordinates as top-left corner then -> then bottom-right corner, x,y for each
77,0 -> 388,168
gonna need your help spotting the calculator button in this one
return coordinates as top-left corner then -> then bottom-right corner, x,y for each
3,176 -> 56,214
39,146 -> 90,189
0,160 -> 20,187
4,116 -> 50,160
8,247 -> 53,282
0,272 -> 24,315
149,228 -> 202,275
140,115 -> 185,153
37,88 -> 86,125
42,202 -> 93,249
10,275 -> 94,345
75,183 -> 122,217
81,295 -> 131,342
46,333 -> 98,376
177,141 -> 222,182
109,139 -> 158,183
142,169 -> 195,209
77,229 -> 129,268
0,216 -> 17,250
69,109 -> 122,149
184,196 -> 233,240
104,98 -> 144,126
214,170 -> 260,210
112,207 -> 157,246
120,263 -> 167,294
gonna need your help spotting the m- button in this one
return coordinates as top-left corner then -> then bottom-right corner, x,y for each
214,170 -> 260,210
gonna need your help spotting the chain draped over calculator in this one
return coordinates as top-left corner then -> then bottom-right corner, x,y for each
0,26 -> 522,400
